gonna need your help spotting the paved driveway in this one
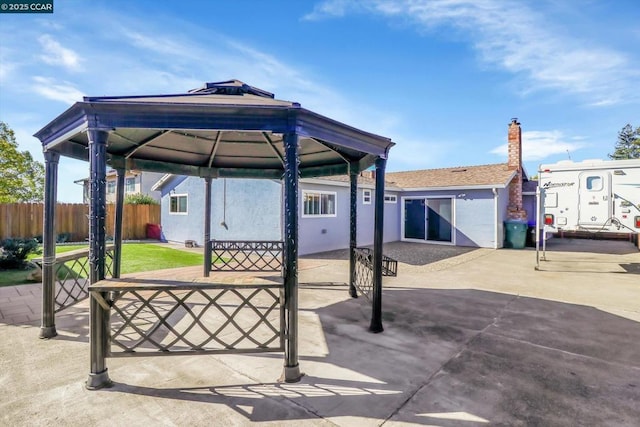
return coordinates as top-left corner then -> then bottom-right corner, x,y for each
1,238 -> 639,426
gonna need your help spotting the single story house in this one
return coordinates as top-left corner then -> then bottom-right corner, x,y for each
152,119 -> 535,254
75,169 -> 165,204
152,174 -> 402,255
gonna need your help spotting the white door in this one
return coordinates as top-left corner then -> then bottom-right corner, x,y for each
578,172 -> 611,227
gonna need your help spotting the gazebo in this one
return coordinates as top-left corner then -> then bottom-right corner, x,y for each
34,80 -> 394,389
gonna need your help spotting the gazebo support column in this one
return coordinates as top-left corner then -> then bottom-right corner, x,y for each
203,177 -> 212,277
369,157 -> 386,333
112,168 -> 125,278
349,163 -> 358,298
86,128 -> 112,390
281,131 -> 302,383
39,150 -> 59,339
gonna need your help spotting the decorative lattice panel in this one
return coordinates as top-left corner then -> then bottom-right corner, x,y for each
352,247 -> 398,300
210,240 -> 283,272
106,285 -> 284,356
49,248 -> 114,312
353,248 -> 374,300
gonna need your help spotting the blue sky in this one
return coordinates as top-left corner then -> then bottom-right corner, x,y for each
1,0 -> 638,202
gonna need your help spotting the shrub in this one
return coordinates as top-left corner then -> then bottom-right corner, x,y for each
56,232 -> 72,243
124,193 -> 159,205
0,238 -> 41,269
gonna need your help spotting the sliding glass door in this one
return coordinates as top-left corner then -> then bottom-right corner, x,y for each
403,198 -> 453,243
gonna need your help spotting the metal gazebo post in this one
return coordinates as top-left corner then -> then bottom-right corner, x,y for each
349,162 -> 359,298
39,150 -> 59,339
369,156 -> 386,333
281,130 -> 302,383
86,128 -> 112,389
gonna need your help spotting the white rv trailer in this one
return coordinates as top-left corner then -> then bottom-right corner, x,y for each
538,159 -> 640,234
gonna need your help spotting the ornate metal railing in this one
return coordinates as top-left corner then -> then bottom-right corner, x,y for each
209,240 -> 283,272
352,247 -> 398,300
35,245 -> 114,312
89,280 -> 284,356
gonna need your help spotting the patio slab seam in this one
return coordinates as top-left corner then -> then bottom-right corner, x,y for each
481,330 -> 640,371
376,292 -> 521,425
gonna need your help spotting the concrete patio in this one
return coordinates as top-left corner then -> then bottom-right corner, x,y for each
1,238 -> 639,426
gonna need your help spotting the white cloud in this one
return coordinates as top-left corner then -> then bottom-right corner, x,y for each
387,137 -> 449,170
12,127 -> 44,160
121,30 -> 197,58
38,34 -> 82,71
490,130 -> 586,161
303,0 -> 352,20
0,60 -> 15,83
306,0 -> 639,106
32,76 -> 85,105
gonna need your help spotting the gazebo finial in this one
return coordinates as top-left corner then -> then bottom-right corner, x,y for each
188,79 -> 275,98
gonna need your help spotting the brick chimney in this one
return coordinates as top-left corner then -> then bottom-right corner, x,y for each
506,118 -> 527,221
360,170 -> 375,180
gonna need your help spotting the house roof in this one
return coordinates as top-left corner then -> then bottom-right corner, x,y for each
150,164 -> 527,193
74,169 -> 141,184
386,163 -> 517,190
304,174 -> 402,190
34,79 -> 394,180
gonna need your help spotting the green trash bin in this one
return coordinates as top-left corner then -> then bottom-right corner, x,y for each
504,220 -> 527,249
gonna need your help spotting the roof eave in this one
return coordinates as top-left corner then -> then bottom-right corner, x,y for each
297,108 -> 394,158
301,177 -> 401,190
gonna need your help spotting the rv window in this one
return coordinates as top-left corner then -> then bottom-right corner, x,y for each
544,192 -> 558,208
586,176 -> 602,191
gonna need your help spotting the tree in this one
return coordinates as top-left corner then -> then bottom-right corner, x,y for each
0,121 -> 45,202
609,124 -> 640,160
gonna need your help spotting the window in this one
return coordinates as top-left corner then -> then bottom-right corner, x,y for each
106,180 -> 116,194
125,177 -> 136,193
586,176 -> 602,191
363,189 -> 372,204
544,192 -> 558,208
384,194 -> 397,203
170,194 -> 188,214
303,191 -> 336,217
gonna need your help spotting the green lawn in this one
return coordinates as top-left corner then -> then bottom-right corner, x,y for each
0,244 -> 204,287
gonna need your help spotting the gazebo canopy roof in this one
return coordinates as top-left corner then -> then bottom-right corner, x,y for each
35,80 -> 394,179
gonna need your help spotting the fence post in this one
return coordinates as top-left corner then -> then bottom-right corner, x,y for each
39,151 -> 59,339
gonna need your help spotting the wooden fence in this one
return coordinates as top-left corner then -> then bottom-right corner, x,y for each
0,203 -> 161,242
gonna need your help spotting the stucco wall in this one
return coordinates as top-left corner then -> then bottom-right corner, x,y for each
455,190 -> 496,247
161,176 -> 204,245
161,176 -> 401,254
522,194 -> 537,225
160,177 -> 282,246
299,182 -> 401,255
497,186 -> 510,247
401,188 -> 504,248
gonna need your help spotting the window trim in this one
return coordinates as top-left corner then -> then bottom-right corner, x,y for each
302,190 -> 337,218
169,193 -> 188,215
384,193 -> 397,204
585,175 -> 603,191
106,180 -> 116,194
125,177 -> 136,194
363,189 -> 372,205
